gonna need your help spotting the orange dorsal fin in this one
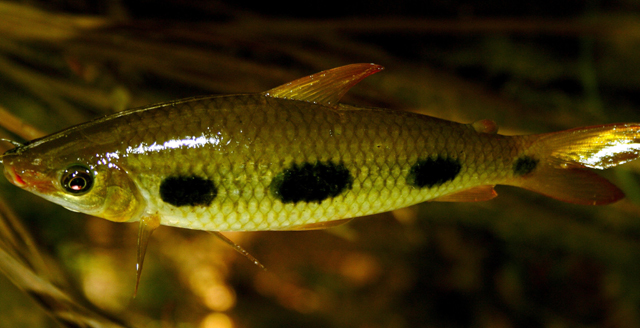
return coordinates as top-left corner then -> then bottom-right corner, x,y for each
432,185 -> 498,202
263,63 -> 384,107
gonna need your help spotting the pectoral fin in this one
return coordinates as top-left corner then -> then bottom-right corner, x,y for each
135,214 -> 160,297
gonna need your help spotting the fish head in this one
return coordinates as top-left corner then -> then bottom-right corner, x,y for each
2,136 -> 145,223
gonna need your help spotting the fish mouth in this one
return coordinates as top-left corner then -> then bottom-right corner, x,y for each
3,165 -> 27,188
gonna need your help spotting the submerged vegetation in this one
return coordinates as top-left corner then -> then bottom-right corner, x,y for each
1,1 -> 640,327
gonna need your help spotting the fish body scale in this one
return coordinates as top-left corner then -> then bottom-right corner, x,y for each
105,94 -> 525,231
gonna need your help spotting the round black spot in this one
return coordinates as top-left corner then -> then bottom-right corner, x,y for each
513,156 -> 539,176
407,157 -> 461,188
271,161 -> 353,204
160,176 -> 217,207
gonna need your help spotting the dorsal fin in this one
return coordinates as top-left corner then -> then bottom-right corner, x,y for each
263,63 -> 384,107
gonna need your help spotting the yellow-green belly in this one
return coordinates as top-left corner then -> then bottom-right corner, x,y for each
107,94 -> 529,231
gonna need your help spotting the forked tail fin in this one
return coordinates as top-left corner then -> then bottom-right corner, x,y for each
512,123 -> 640,205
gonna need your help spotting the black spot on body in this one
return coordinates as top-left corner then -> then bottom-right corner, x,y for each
160,176 -> 217,207
408,157 -> 461,188
513,156 -> 539,176
271,161 -> 353,204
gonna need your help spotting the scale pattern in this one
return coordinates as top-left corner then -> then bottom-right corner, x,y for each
105,94 -> 531,231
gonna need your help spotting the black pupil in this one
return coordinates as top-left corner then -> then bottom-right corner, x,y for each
63,167 -> 93,194
69,175 -> 86,191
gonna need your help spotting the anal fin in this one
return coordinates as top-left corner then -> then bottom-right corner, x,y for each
286,218 -> 353,230
432,185 -> 498,202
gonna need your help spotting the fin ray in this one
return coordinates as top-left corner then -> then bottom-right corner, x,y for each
135,215 -> 160,297
432,185 -> 498,202
507,123 -> 640,205
210,231 -> 266,271
541,123 -> 640,169
516,166 -> 623,205
263,63 -> 384,107
285,218 -> 353,230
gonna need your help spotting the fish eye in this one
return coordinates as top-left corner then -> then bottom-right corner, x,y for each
61,165 -> 94,195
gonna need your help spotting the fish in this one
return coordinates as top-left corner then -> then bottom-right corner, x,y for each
2,63 -> 640,293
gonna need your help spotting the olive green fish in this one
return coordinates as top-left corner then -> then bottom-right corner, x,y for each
3,63 -> 640,291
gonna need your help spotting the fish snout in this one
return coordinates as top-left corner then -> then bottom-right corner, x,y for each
4,165 -> 27,188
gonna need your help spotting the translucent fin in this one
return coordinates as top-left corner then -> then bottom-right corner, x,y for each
263,63 -> 384,107
210,231 -> 266,271
541,123 -> 640,169
517,166 -> 624,205
322,223 -> 358,242
135,215 -> 160,297
432,185 -> 498,202
509,123 -> 640,205
471,119 -> 498,134
286,218 -> 353,230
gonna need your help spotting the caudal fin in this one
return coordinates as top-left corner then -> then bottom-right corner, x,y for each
513,123 -> 640,205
